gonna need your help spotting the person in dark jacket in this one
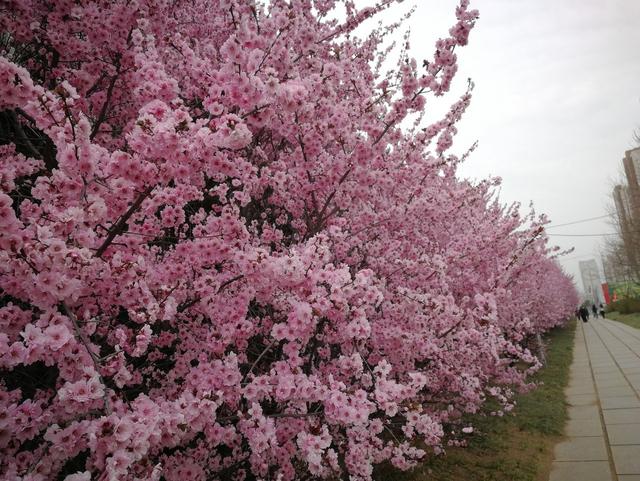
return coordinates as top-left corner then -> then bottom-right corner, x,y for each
599,303 -> 606,318
591,304 -> 599,318
579,306 -> 589,323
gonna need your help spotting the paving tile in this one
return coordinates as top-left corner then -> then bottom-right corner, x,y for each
596,371 -> 628,377
553,436 -> 607,461
597,378 -> 632,388
549,461 -> 612,481
566,386 -> 596,396
569,377 -> 593,385
603,408 -> 640,425
612,445 -> 640,474
594,368 -> 621,376
567,393 -> 597,406
572,375 -> 594,383
570,373 -> 593,381
593,363 -> 619,368
564,418 -> 603,437
574,368 -> 594,373
619,476 -> 640,481
595,377 -> 627,386
601,396 -> 640,410
607,423 -> 640,445
569,405 -> 600,421
569,380 -> 595,390
598,386 -> 636,397
593,368 -> 624,381
593,363 -> 618,369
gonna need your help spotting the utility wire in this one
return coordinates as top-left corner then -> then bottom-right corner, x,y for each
547,233 -> 618,237
546,214 -> 613,229
547,226 -> 640,237
559,254 -> 596,261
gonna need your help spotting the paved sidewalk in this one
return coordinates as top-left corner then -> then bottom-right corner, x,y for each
549,318 -> 640,481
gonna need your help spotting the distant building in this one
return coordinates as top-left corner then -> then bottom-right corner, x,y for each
579,259 -> 604,305
613,184 -> 632,229
609,147 -> 640,279
622,147 -> 640,223
613,184 -> 638,272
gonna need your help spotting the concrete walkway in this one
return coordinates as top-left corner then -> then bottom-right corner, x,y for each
550,318 -> 640,481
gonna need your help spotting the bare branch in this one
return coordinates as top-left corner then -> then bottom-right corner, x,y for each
95,185 -> 153,258
6,110 -> 42,159
90,67 -> 120,140
62,303 -> 111,414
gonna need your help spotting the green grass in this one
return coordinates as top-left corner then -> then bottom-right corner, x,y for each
375,319 -> 576,481
607,311 -> 640,329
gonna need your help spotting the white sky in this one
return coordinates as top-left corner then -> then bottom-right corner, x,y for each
395,0 -> 640,291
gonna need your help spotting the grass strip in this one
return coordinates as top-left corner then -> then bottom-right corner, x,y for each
375,319 -> 576,481
607,311 -> 640,330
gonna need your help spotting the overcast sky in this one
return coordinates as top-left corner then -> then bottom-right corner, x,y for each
398,0 -> 640,291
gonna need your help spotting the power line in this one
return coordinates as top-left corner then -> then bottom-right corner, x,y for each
547,233 -> 618,237
559,253 -> 597,261
546,214 -> 613,229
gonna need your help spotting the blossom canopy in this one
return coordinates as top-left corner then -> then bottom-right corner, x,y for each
0,1 -> 577,480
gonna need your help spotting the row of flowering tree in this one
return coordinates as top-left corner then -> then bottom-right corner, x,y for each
0,1 -> 577,480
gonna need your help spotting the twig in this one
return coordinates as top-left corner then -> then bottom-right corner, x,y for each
15,107 -> 36,124
90,66 -> 119,140
242,340 -> 275,381
437,316 -> 466,339
218,274 -> 244,293
307,166 -> 352,238
217,410 -> 322,424
254,30 -> 284,75
177,274 -> 244,313
94,186 -> 153,258
6,110 -> 42,159
62,303 -> 111,414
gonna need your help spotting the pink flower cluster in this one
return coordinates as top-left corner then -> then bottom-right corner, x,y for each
0,1 -> 577,480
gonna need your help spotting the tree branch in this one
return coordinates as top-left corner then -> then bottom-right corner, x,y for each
95,186 -> 153,258
90,67 -> 119,140
62,303 -> 111,414
6,110 -> 42,159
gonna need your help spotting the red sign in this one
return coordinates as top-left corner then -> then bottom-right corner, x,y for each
602,283 -> 611,304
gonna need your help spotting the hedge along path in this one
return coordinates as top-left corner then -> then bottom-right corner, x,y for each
0,1 -> 578,480
376,320 -> 576,481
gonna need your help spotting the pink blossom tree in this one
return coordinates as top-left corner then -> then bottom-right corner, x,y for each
0,1 -> 577,480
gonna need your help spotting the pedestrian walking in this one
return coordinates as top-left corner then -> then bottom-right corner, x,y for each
579,306 -> 589,323
599,303 -> 606,318
591,304 -> 599,318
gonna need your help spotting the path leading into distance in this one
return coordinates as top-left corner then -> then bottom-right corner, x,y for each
549,318 -> 640,481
